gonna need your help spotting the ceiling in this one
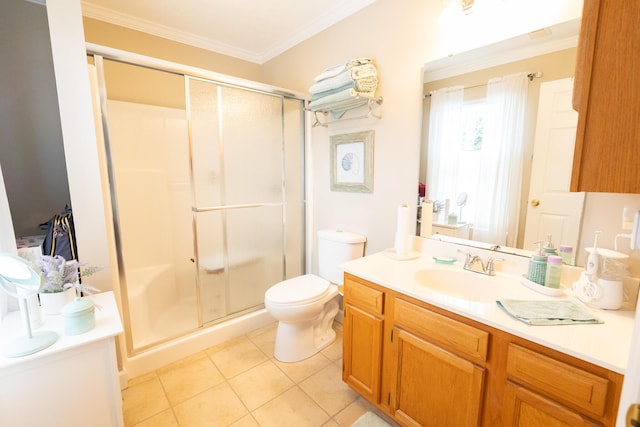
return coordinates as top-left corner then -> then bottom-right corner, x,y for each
80,0 -> 376,64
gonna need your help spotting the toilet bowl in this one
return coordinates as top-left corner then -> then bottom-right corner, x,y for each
265,274 -> 339,362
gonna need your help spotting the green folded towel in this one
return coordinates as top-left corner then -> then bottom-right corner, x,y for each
496,299 -> 603,326
351,412 -> 391,427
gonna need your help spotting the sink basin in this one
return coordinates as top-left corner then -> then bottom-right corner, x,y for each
413,268 -> 531,303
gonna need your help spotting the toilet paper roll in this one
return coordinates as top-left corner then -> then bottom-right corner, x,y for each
394,204 -> 410,255
420,201 -> 433,238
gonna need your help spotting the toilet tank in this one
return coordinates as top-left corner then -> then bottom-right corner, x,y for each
317,229 -> 366,285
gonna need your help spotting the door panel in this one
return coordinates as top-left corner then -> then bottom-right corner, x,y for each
503,382 -> 599,427
524,78 -> 584,254
391,328 -> 485,427
343,304 -> 383,402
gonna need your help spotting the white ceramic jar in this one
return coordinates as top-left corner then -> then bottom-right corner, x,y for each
62,297 -> 96,335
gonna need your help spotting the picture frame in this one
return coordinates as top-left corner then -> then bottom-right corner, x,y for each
330,131 -> 374,193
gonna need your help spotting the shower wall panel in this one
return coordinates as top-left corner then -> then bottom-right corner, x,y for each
106,100 -> 198,349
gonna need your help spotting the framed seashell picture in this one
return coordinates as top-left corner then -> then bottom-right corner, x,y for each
330,130 -> 374,193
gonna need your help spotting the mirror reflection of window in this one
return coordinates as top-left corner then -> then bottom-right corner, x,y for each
426,72 -> 529,247
455,100 -> 486,224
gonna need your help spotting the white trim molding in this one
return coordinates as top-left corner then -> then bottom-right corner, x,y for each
81,0 -> 375,64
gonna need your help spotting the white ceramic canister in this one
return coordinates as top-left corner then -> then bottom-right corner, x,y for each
589,279 -> 624,310
61,297 -> 96,335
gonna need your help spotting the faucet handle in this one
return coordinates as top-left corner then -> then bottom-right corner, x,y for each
485,258 -> 505,275
457,249 -> 473,267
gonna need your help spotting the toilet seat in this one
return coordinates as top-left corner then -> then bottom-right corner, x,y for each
265,274 -> 331,305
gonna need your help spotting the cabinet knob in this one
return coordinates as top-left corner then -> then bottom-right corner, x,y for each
531,199 -> 540,207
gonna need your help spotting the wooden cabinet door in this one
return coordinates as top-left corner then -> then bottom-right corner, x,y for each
503,382 -> 601,427
571,0 -> 640,193
342,304 -> 383,403
389,328 -> 485,427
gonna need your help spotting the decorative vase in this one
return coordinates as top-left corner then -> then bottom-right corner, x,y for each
39,287 -> 76,315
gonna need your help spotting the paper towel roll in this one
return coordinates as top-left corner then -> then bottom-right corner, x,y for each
394,204 -> 410,255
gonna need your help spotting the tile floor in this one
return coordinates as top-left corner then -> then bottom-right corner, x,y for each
122,321 -> 400,427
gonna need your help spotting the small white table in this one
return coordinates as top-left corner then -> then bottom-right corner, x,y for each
0,292 -> 124,427
432,222 -> 470,239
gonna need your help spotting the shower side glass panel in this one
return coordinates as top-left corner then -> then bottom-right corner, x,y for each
188,78 -> 287,324
283,98 -> 306,278
101,59 -> 198,351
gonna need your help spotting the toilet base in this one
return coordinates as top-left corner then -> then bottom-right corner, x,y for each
273,298 -> 339,363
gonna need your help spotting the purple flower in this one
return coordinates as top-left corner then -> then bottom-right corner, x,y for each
35,255 -> 103,295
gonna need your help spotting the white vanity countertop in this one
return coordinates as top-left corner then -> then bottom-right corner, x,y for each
341,252 -> 635,374
0,291 -> 123,370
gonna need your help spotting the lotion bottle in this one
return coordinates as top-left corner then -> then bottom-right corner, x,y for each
544,255 -> 563,288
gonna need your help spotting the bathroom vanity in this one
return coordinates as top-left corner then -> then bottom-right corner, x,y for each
341,249 -> 634,426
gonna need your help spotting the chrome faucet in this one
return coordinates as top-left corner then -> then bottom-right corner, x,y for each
457,250 -> 503,276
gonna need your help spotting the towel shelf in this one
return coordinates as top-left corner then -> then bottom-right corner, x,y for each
309,96 -> 383,127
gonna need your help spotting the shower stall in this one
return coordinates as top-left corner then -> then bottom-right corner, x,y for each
89,47 -> 306,358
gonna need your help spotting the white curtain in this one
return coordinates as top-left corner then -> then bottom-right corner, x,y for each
426,86 -> 464,202
473,72 -> 529,246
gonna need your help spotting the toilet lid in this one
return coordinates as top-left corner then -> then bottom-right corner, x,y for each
265,274 -> 331,305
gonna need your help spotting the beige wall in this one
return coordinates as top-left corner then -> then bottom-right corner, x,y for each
260,0 -> 586,261
19,0 -> 635,275
262,1 -> 438,259
78,1 -> 593,261
259,0 -> 640,277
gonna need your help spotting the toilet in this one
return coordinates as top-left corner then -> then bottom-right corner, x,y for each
264,229 -> 366,362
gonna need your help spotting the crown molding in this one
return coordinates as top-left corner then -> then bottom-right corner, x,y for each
81,2 -> 261,63
82,0 -> 375,65
259,0 -> 375,64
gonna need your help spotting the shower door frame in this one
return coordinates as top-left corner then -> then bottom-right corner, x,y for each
88,43 -> 309,356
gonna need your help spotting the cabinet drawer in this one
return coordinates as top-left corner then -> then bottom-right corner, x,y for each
506,344 -> 609,418
344,276 -> 384,316
393,298 -> 488,364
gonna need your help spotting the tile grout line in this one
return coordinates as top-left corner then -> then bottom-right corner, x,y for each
127,324 -> 352,426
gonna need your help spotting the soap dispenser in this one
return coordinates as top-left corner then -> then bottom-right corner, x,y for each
544,234 -> 558,256
527,241 -> 548,286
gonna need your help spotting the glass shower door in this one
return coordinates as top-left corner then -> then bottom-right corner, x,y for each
188,77 -> 298,323
99,59 -> 199,351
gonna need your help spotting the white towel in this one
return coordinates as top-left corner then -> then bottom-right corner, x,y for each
309,88 -> 375,112
309,64 -> 378,94
313,58 -> 373,82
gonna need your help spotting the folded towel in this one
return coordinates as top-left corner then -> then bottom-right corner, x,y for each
309,64 -> 378,94
310,80 -> 377,101
351,63 -> 378,79
351,411 -> 391,427
496,299 -> 603,326
310,82 -> 358,101
308,88 -> 374,112
313,58 -> 373,82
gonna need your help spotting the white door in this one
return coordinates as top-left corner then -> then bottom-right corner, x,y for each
523,78 -> 585,253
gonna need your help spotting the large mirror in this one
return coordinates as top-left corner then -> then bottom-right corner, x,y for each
418,18 -> 581,255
